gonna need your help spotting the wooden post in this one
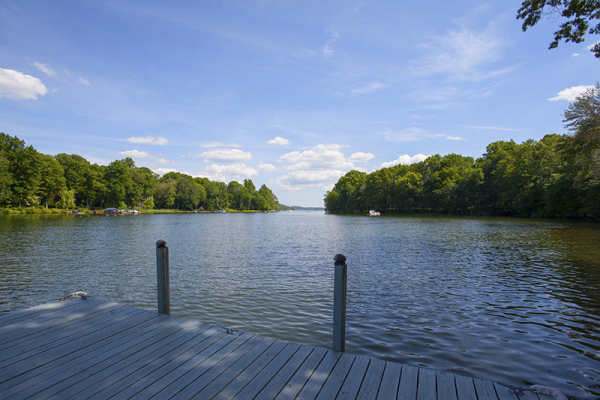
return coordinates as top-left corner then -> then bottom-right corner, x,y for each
156,239 -> 170,315
333,253 -> 347,352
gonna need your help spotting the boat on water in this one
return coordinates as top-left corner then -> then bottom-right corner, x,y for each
369,210 -> 380,216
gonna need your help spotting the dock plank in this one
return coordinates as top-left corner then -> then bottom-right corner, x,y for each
151,332 -> 254,399
335,356 -> 370,399
198,336 -> 283,399
417,368 -> 437,400
315,352 -> 356,400
127,329 -> 238,399
436,371 -> 458,400
493,382 -> 519,400
274,346 -> 329,400
356,357 -> 386,400
295,350 -> 342,400
252,344 -> 314,399
377,361 -> 402,400
474,378 -> 499,400
0,299 -> 557,400
0,306 -> 145,380
173,334 -> 272,399
62,318 -> 207,400
229,342 -> 302,399
455,375 -> 477,400
398,365 -> 419,400
0,311 -> 170,397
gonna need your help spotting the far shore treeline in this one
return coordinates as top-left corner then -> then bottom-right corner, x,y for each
0,135 -> 279,212
325,85 -> 600,220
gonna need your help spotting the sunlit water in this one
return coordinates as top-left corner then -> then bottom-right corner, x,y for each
0,212 -> 599,398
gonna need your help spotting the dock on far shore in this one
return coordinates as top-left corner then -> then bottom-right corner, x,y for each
0,298 -> 554,400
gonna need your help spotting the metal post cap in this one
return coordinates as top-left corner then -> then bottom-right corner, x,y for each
333,254 -> 346,265
156,239 -> 167,248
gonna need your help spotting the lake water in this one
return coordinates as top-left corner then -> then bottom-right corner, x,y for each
0,212 -> 599,398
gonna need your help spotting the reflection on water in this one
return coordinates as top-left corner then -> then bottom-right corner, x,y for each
0,212 -> 599,397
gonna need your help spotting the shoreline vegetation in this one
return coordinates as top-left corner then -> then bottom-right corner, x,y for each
0,133 -> 280,213
325,85 -> 600,221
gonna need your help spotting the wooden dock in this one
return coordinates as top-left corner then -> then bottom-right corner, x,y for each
0,298 -> 553,400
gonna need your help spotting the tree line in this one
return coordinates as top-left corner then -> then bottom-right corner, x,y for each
325,85 -> 600,219
0,135 -> 279,212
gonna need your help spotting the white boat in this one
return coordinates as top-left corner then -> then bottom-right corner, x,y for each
369,210 -> 380,216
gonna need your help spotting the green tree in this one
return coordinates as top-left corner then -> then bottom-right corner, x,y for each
557,83 -> 600,215
154,179 -> 177,209
517,0 -> 600,58
56,188 -> 76,209
104,159 -> 132,207
37,154 -> 67,209
55,154 -> 91,206
0,133 -> 41,207
0,150 -> 12,205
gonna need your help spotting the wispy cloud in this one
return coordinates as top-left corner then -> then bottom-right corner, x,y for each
32,62 -> 56,77
200,141 -> 241,148
268,136 -> 290,145
199,148 -> 252,162
411,17 -> 508,81
377,127 -> 427,142
446,135 -> 465,140
457,125 -> 519,131
0,68 -> 47,100
351,82 -> 387,95
127,136 -> 168,145
78,77 -> 92,87
549,85 -> 594,101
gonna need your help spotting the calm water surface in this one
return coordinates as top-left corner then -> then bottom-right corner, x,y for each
0,212 -> 599,398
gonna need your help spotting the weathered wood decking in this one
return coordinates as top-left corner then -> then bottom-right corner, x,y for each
0,298 -> 552,400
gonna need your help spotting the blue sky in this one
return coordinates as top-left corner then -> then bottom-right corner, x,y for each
0,1 -> 597,207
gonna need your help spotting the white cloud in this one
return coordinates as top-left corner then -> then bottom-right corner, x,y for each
377,127 -> 427,142
412,21 -> 507,81
323,44 -> 335,57
380,154 -> 429,168
118,150 -> 174,164
201,141 -> 241,148
78,77 -> 91,87
280,144 -> 353,170
276,144 -> 356,190
119,150 -> 151,158
277,170 -> 345,191
352,82 -> 387,94
446,136 -> 465,140
349,152 -> 375,162
457,125 -> 518,131
0,68 -> 47,100
196,163 -> 258,181
587,41 -> 599,50
153,168 -> 178,176
199,148 -> 252,162
572,53 -> 580,57
32,62 -> 56,77
258,162 -> 277,171
127,136 -> 168,146
549,85 -> 594,101
268,136 -> 290,145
